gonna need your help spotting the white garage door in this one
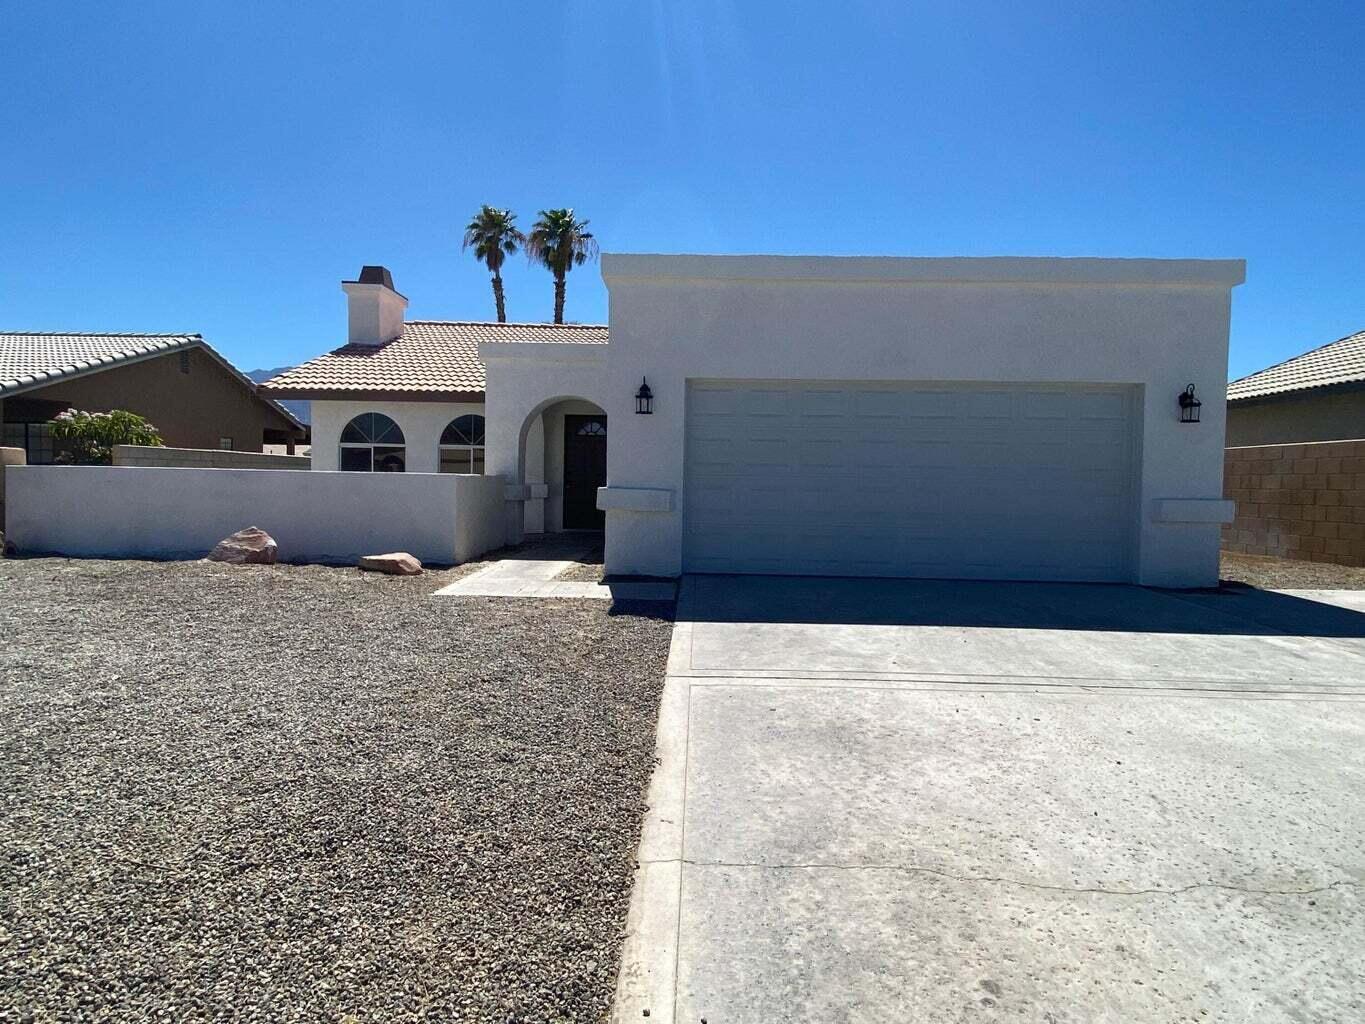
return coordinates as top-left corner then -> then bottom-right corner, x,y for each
684,380 -> 1139,582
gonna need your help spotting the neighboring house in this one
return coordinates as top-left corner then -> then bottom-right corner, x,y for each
246,367 -> 311,426
0,332 -> 307,463
264,256 -> 1243,587
1226,329 -> 1365,445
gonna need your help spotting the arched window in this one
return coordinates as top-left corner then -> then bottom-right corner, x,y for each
339,413 -> 406,472
439,414 -> 486,474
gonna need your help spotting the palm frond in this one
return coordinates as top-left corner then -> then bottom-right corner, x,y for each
462,205 -> 525,275
525,208 -> 599,274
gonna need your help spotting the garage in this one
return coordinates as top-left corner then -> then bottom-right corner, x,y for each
683,380 -> 1140,581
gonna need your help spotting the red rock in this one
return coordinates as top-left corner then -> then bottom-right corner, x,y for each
359,552 -> 423,576
208,527 -> 278,565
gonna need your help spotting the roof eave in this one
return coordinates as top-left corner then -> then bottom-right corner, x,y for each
602,253 -> 1248,288
0,335 -> 199,397
1228,378 -> 1365,404
260,386 -> 486,403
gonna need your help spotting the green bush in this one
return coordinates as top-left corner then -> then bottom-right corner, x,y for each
48,408 -> 164,465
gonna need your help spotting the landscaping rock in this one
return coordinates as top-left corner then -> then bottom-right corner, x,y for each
0,556 -> 674,1022
358,552 -> 423,576
207,527 -> 278,565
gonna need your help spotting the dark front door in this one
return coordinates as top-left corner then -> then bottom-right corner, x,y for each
563,414 -> 607,530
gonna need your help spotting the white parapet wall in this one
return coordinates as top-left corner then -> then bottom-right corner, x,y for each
4,466 -> 506,565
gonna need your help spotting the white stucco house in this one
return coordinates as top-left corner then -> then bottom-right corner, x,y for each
263,255 -> 1245,587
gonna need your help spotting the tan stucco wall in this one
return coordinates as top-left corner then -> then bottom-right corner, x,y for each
1,445 -> 25,531
1226,387 -> 1365,446
11,347 -> 299,452
1222,439 -> 1365,567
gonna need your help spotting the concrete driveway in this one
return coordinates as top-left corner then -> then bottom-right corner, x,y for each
614,576 -> 1365,1024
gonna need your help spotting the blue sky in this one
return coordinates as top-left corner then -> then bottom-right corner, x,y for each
1,1 -> 1361,378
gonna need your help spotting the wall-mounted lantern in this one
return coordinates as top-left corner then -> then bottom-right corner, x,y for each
1178,383 -> 1202,424
635,377 -> 654,415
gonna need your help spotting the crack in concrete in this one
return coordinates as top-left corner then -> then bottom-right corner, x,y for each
647,857 -> 1361,899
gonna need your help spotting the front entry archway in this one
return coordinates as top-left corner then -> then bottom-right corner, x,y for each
563,413 -> 607,529
512,395 -> 608,535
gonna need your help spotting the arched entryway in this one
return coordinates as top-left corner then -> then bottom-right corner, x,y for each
517,397 -> 607,533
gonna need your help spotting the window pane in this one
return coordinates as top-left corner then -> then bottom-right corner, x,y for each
471,447 -> 485,475
23,424 -> 56,465
439,448 -> 470,474
373,415 -> 404,444
340,446 -> 372,471
374,446 -> 405,472
341,413 -> 405,444
441,414 -> 485,446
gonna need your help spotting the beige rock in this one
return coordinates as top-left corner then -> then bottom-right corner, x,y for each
359,552 -> 423,576
208,527 -> 278,565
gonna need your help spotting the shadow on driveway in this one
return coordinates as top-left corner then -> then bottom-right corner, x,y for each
677,574 -> 1365,638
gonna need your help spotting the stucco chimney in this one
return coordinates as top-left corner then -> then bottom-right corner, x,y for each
342,265 -> 408,346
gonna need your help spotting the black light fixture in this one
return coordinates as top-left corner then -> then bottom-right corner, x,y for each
635,377 -> 654,415
1178,383 -> 1202,424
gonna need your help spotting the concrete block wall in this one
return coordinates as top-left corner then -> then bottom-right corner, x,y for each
1222,439 -> 1365,567
112,445 -> 310,470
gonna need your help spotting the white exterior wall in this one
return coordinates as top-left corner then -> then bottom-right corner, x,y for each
482,343 -> 611,545
310,399 -> 485,473
5,465 -> 505,565
595,255 -> 1244,587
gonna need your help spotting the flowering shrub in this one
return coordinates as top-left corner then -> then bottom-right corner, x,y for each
48,408 -> 164,465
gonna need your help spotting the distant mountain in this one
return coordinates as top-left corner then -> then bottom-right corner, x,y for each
247,367 -> 310,425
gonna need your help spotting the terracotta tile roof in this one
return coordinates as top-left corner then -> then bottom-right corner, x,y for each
0,331 -> 305,431
1228,329 -> 1365,402
0,331 -> 200,395
259,320 -> 609,400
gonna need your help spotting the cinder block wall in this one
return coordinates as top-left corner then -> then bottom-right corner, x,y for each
1222,440 -> 1365,567
112,445 -> 310,470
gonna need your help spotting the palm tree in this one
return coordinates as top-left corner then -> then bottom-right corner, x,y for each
525,208 -> 599,324
462,206 -> 525,323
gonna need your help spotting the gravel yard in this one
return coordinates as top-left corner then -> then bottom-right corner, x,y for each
0,557 -> 673,1023
1222,550 -> 1365,590
555,546 -> 604,585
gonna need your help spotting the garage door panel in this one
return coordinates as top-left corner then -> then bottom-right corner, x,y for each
852,389 -> 909,418
684,380 -> 1138,582
687,387 -> 744,417
1072,390 -> 1131,419
746,387 -> 794,418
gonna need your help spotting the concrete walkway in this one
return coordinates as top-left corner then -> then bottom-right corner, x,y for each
432,537 -> 611,599
614,575 -> 1365,1023
432,536 -> 678,602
